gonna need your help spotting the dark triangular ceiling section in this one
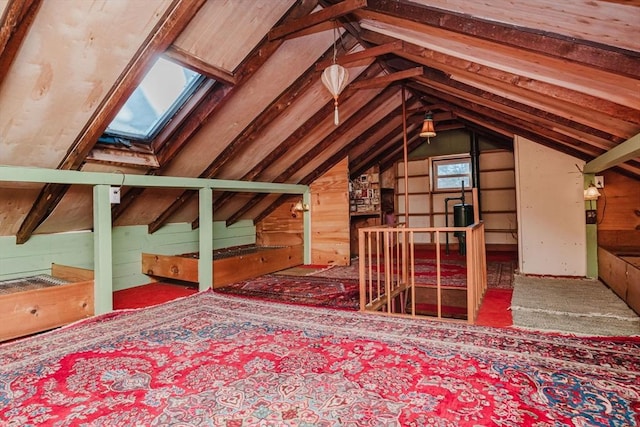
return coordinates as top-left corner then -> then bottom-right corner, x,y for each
0,0 -> 638,240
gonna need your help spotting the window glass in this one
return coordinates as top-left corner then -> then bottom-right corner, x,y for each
103,57 -> 203,141
432,156 -> 472,191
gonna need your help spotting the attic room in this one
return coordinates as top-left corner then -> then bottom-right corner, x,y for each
0,0 -> 639,425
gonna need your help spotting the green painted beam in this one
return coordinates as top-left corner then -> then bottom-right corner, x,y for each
0,166 -> 308,194
584,132 -> 640,173
93,185 -> 113,314
198,187 -> 213,291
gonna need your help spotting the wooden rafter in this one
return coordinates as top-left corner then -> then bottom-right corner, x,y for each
224,85 -> 399,226
409,80 -> 607,161
15,0 -> 208,244
361,0 -> 640,79
315,40 -> 403,70
348,66 -> 423,90
360,30 -> 640,131
408,74 -> 619,153
192,61 -> 387,229
0,0 -> 42,87
115,0 -> 321,229
149,37 -> 359,233
268,0 -> 367,41
253,98 -> 418,224
165,45 -> 237,84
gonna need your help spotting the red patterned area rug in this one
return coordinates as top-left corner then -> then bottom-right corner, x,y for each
1,291 -> 638,426
216,275 -> 360,310
307,254 -> 515,289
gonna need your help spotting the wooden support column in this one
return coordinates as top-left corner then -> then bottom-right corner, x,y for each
198,187 -> 213,291
93,184 -> 113,314
584,174 -> 598,279
303,190 -> 311,264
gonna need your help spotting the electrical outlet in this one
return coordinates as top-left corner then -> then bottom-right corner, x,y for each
109,187 -> 121,204
594,176 -> 604,188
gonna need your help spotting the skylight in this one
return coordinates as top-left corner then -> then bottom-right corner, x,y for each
103,57 -> 204,142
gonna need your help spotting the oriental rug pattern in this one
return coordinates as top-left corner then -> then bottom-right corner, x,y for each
216,275 -> 359,309
1,291 -> 638,426
308,255 -> 515,289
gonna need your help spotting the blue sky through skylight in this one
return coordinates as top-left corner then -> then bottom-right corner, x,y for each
105,57 -> 202,141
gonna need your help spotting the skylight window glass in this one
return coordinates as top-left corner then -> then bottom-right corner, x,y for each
105,57 -> 203,141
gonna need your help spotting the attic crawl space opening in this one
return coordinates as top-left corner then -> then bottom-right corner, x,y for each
99,57 -> 206,146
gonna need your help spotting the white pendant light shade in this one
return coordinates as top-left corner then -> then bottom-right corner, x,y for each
322,64 -> 349,125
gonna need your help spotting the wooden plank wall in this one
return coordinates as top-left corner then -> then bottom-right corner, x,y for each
256,197 -> 304,247
310,158 -> 350,265
597,171 -> 640,248
256,158 -> 350,265
0,221 -> 256,289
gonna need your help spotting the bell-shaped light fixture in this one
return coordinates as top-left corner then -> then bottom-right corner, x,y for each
322,64 -> 349,125
584,184 -> 601,201
419,111 -> 436,143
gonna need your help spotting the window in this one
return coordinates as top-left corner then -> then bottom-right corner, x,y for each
100,57 -> 205,143
432,156 -> 472,191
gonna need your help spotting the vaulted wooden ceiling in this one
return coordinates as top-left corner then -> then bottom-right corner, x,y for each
0,0 -> 638,241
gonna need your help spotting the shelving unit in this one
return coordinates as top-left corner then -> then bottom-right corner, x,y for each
349,167 -> 382,255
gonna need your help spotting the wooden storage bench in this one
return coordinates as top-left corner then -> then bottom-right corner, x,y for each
0,264 -> 94,341
598,246 -> 640,315
142,244 -> 303,288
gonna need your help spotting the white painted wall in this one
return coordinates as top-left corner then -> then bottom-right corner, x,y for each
514,136 -> 586,276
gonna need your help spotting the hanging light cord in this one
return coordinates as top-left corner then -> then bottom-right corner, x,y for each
332,21 -> 338,63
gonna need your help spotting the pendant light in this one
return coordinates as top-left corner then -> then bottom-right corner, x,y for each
322,22 -> 349,125
419,111 -> 436,143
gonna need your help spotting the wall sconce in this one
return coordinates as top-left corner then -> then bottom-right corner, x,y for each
291,199 -> 310,218
584,183 -> 601,223
419,111 -> 436,143
583,184 -> 601,201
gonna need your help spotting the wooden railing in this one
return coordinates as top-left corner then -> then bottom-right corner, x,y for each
358,222 -> 487,324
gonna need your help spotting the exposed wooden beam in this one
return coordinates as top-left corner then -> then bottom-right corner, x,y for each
16,0 -> 207,244
304,99 -> 419,185
357,16 -> 639,112
226,85 -> 400,226
165,45 -> 237,84
348,66 -> 422,90
362,0 -> 640,79
0,0 -> 42,88
409,79 -> 606,159
208,62 -> 386,217
315,40 -> 403,70
144,0 -> 322,232
151,34 -> 361,234
268,0 -> 367,41
360,29 -> 640,130
584,133 -> 640,173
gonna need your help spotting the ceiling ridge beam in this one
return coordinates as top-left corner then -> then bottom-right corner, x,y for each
15,0 -> 208,244
357,18 -> 639,111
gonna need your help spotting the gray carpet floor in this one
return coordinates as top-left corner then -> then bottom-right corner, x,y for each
511,275 -> 640,336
